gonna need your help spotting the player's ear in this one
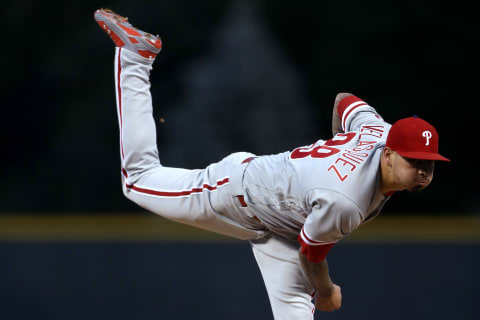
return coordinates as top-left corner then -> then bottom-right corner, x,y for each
383,147 -> 394,169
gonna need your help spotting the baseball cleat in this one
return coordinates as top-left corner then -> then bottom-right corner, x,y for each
94,9 -> 162,60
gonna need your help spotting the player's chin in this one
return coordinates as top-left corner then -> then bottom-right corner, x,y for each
408,181 -> 430,193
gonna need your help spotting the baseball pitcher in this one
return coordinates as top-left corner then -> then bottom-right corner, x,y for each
94,9 -> 450,319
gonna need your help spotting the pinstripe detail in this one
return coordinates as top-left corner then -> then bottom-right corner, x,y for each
115,48 -> 130,179
126,177 -> 230,198
300,228 -> 337,246
116,48 -> 125,160
342,101 -> 367,130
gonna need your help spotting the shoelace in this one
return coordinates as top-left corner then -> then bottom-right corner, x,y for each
101,8 -> 160,41
101,8 -> 129,23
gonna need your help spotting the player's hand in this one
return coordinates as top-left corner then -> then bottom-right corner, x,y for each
315,283 -> 342,312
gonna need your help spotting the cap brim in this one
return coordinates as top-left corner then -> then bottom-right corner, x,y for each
397,151 -> 451,162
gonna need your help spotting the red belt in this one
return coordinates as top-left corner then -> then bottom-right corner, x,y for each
237,194 -> 261,223
237,195 -> 248,207
241,156 -> 256,164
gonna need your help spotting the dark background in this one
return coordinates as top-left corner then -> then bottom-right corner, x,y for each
0,1 -> 479,320
1,0 -> 478,214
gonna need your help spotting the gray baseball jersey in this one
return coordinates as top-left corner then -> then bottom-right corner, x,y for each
114,47 -> 393,264
236,96 -> 394,261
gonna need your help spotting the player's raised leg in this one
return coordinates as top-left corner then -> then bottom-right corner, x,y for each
94,9 -> 162,184
94,9 -> 210,219
94,9 -> 210,217
94,9 -> 263,240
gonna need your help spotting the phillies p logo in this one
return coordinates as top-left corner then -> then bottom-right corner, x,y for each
422,131 -> 432,146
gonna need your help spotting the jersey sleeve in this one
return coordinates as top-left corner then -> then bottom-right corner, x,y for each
298,189 -> 364,263
337,95 -> 384,132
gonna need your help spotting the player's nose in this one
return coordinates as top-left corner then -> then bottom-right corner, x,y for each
417,160 -> 434,176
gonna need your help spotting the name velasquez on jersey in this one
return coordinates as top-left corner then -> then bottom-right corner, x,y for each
321,124 -> 387,183
242,95 -> 393,262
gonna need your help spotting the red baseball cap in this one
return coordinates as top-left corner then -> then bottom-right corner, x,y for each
386,116 -> 450,162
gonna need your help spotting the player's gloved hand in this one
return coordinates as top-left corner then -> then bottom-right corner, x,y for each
315,283 -> 342,312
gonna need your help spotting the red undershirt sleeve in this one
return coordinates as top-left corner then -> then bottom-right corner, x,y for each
298,232 -> 335,263
299,189 -> 364,263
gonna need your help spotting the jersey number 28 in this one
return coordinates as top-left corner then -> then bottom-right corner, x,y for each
290,133 -> 356,159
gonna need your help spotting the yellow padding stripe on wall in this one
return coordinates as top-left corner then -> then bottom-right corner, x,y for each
0,214 -> 479,243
